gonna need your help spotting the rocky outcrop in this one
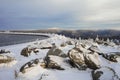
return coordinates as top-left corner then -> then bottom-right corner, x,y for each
46,45 -> 67,58
92,67 -> 120,80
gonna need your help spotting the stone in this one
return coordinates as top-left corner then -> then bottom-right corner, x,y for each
92,67 -> 120,80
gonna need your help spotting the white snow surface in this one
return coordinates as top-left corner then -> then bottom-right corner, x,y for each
0,34 -> 120,80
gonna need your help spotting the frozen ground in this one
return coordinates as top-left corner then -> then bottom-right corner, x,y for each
0,34 -> 120,80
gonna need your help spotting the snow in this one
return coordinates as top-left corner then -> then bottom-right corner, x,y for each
0,33 -> 120,80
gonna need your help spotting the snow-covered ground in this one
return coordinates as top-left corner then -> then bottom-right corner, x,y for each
0,34 -> 120,80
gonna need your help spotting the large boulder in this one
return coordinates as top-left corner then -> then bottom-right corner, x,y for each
46,45 -> 67,58
44,55 -> 65,70
68,48 -> 87,70
92,67 -> 120,80
84,52 -> 101,70
68,44 -> 101,70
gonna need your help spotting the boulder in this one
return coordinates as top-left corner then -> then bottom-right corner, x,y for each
44,55 -> 65,70
102,52 -> 120,62
20,58 -> 42,73
39,41 -> 52,49
88,45 -> 102,54
68,45 -> 101,70
68,48 -> 87,70
46,45 -> 67,58
60,42 -> 67,47
21,47 -> 31,57
84,52 -> 101,70
21,47 -> 39,57
92,67 -> 120,80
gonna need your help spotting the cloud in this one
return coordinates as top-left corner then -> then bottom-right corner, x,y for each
0,0 -> 120,30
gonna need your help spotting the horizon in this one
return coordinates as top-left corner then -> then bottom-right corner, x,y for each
0,0 -> 120,30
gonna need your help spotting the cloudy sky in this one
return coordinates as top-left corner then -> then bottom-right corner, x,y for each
0,0 -> 120,30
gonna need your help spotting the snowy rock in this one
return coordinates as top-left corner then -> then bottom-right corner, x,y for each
0,49 -> 10,54
46,45 -> 67,58
44,55 -> 65,70
68,48 -> 87,70
20,58 -> 43,73
39,41 -> 52,49
84,52 -> 101,70
21,47 -> 39,57
92,67 -> 120,80
68,45 -> 101,70
60,42 -> 67,47
88,45 -> 102,54
66,40 -> 75,45
102,52 -> 120,62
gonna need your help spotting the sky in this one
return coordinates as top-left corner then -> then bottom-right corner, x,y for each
0,0 -> 120,30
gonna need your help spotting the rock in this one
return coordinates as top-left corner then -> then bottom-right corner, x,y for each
20,58 -> 42,73
102,53 -> 120,62
68,48 -> 87,70
39,41 -> 52,49
21,47 -> 39,57
60,42 -> 67,47
44,55 -> 65,70
66,40 -> 75,45
92,67 -> 120,80
21,47 -> 31,57
88,45 -> 102,54
84,52 -> 101,70
46,45 -> 67,58
0,49 -> 10,54
0,55 -> 15,63
68,45 -> 101,70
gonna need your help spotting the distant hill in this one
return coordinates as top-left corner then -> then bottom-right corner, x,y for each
10,29 -> 120,40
